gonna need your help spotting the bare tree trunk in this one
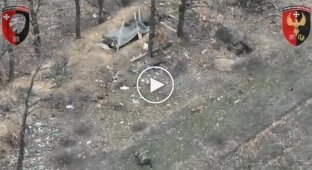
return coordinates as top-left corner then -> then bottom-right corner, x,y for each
98,0 -> 104,24
177,0 -> 187,38
75,0 -> 81,39
148,0 -> 156,58
16,67 -> 40,170
17,1 -> 42,169
8,48 -> 14,82
29,0 -> 41,58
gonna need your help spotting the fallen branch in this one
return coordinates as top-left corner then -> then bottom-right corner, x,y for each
167,14 -> 177,19
130,42 -> 172,62
130,51 -> 148,62
268,13 -> 281,17
160,22 -> 177,32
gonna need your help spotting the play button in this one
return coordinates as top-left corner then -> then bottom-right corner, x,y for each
137,66 -> 174,104
150,78 -> 164,93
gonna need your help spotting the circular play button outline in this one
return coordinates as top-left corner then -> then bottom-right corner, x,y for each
136,66 -> 174,104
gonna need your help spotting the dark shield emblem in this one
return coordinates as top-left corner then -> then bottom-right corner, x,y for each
2,6 -> 30,46
282,6 -> 311,46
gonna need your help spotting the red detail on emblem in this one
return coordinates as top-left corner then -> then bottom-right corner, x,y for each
282,9 -> 298,46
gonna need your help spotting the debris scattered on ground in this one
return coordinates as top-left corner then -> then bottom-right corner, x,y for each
143,43 -> 148,51
132,99 -> 140,104
130,42 -> 173,62
134,149 -> 152,167
215,26 -> 252,55
120,85 -> 130,90
96,43 -> 113,50
66,105 -> 74,109
0,121 -> 19,155
112,103 -> 124,111
190,105 -> 204,114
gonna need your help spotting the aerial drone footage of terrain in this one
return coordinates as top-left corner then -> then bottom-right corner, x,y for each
0,0 -> 312,169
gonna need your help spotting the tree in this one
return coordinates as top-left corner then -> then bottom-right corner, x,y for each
177,0 -> 187,38
16,62 -> 42,170
29,0 -> 42,57
148,0 -> 156,58
17,0 -> 44,169
98,0 -> 104,24
74,0 -> 81,39
8,47 -> 14,82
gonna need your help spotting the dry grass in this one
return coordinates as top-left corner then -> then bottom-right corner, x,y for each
61,4 -> 152,95
67,4 -> 151,69
0,4 -> 151,107
0,121 -> 19,155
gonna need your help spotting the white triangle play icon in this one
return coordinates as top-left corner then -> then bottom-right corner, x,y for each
150,78 -> 164,93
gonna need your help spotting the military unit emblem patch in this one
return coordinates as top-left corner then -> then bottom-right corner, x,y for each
2,6 -> 30,46
282,6 -> 311,46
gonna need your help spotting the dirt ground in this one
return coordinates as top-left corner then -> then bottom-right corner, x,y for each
1,0 -> 312,169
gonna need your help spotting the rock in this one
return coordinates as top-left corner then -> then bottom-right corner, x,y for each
120,85 -> 129,90
34,138 -> 42,143
143,43 -> 148,51
132,99 -> 140,104
112,103 -> 124,111
134,150 -> 152,167
96,43 -> 112,50
66,105 -> 74,109
201,49 -> 208,54
34,122 -> 45,127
